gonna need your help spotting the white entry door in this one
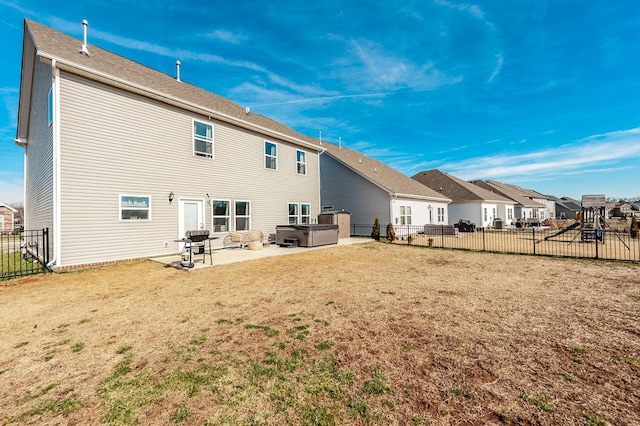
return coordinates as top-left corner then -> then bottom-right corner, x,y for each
178,199 -> 204,247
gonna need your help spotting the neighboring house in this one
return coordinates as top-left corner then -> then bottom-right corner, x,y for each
609,202 -> 633,218
547,196 -> 581,220
0,202 -> 17,231
470,180 -> 546,222
15,19 -> 324,269
320,143 -> 451,232
519,188 -> 555,221
411,169 -> 515,228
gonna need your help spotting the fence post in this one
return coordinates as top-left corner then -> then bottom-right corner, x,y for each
482,227 -> 485,252
44,228 -> 50,272
595,232 -> 599,259
441,225 -> 444,248
532,227 -> 536,255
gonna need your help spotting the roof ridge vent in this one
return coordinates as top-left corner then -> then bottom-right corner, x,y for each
80,20 -> 90,56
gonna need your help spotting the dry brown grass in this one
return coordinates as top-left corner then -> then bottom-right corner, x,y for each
1,243 -> 639,425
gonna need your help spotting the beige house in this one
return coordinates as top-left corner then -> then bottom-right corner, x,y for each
0,202 -> 17,231
320,142 -> 451,233
15,19 -> 324,269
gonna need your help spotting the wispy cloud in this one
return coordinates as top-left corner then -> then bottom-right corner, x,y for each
202,29 -> 248,44
346,39 -> 462,91
487,53 -> 503,83
433,0 -> 494,29
435,127 -> 640,181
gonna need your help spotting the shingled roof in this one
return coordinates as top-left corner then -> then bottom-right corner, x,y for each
323,143 -> 451,202
470,180 -> 544,208
412,170 -> 512,203
17,19 -> 322,152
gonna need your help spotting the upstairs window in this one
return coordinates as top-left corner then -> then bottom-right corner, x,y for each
265,141 -> 277,170
296,150 -> 307,175
194,120 -> 213,158
48,88 -> 53,126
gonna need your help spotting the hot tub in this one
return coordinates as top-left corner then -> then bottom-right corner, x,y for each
276,224 -> 339,247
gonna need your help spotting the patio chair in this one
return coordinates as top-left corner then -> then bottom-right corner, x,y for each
223,231 -> 247,249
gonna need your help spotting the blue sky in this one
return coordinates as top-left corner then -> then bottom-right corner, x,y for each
2,0 -> 640,204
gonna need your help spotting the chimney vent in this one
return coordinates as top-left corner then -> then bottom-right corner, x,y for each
80,20 -> 90,55
176,61 -> 181,81
245,107 -> 250,114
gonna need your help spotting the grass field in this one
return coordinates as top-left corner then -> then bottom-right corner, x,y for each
1,243 -> 638,425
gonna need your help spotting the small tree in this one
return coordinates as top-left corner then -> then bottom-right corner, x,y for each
631,215 -> 639,239
371,217 -> 380,241
386,223 -> 396,243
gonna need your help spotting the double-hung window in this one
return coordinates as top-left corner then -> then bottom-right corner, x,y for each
483,207 -> 488,222
212,200 -> 230,232
437,207 -> 445,222
400,206 -> 412,225
235,201 -> 250,231
193,120 -> 213,158
288,203 -> 299,224
120,195 -> 150,220
296,150 -> 307,175
301,203 -> 311,224
288,203 -> 311,224
265,141 -> 277,170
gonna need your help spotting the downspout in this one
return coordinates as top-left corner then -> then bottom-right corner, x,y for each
47,58 -> 61,267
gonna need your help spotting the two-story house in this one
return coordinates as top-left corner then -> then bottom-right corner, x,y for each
15,19 -> 324,269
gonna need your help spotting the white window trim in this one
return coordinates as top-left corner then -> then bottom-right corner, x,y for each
193,119 -> 214,159
234,200 -> 251,231
211,199 -> 230,233
119,194 -> 151,221
296,150 -> 307,175
400,205 -> 412,225
265,141 -> 278,171
288,202 -> 299,225
301,203 -> 311,224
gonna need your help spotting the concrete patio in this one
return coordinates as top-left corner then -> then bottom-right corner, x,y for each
150,238 -> 373,270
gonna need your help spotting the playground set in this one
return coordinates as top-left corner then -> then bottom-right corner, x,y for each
544,195 -> 630,249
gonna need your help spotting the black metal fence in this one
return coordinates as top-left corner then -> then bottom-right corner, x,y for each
352,223 -> 640,262
1,228 -> 50,281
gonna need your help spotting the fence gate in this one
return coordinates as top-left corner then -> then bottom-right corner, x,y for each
1,228 -> 50,281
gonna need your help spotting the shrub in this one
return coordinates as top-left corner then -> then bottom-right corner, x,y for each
386,223 -> 396,243
630,216 -> 638,239
371,217 -> 380,241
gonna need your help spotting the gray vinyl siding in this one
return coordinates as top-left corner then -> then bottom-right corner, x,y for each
24,58 -> 54,242
57,72 -> 320,267
320,154 -> 391,227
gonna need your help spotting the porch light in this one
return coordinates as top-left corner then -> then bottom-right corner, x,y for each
168,192 -> 174,205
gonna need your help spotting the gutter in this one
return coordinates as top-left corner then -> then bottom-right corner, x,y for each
36,53 -> 324,153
